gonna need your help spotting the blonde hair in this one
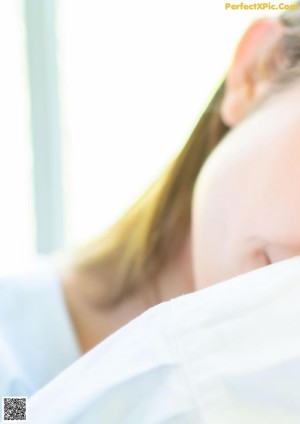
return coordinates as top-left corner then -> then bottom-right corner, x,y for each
72,4 -> 300,308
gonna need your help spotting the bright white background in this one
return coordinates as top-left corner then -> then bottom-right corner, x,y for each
0,0 -> 288,273
0,2 -> 34,273
58,0 -> 273,245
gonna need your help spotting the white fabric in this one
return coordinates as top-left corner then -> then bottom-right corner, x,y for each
0,257 -> 81,400
28,256 -> 300,424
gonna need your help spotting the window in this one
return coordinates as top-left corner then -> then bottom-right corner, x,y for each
1,1 -> 282,272
0,1 -> 34,274
57,1 -> 272,246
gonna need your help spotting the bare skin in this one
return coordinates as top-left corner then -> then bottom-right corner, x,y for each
56,19 -> 295,355
59,233 -> 195,354
192,19 -> 300,289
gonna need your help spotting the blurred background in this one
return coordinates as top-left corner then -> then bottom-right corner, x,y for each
0,0 -> 286,274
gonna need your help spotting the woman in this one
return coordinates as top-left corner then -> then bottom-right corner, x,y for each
1,4 -> 300,397
28,257 -> 300,423
62,5 -> 300,352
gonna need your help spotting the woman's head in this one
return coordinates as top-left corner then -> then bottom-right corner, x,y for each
73,4 -> 300,306
192,5 -> 300,289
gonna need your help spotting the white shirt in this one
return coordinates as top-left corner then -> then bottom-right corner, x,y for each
0,257 -> 81,400
29,256 -> 300,424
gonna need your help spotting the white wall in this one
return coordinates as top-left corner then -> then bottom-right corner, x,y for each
57,0 -> 284,245
0,0 -> 291,273
0,1 -> 34,274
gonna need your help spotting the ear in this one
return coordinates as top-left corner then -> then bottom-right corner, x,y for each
220,18 -> 284,127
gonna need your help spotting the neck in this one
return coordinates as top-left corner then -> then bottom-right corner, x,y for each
59,233 -> 196,354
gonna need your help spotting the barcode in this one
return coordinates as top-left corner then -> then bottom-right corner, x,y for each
2,397 -> 27,422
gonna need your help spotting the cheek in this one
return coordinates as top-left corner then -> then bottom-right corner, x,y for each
190,91 -> 300,289
191,188 -> 270,289
191,140 -> 300,290
191,162 -> 239,288
191,146 -> 271,289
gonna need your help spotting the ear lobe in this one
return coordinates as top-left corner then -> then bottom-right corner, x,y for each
220,18 -> 284,127
220,84 -> 252,127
